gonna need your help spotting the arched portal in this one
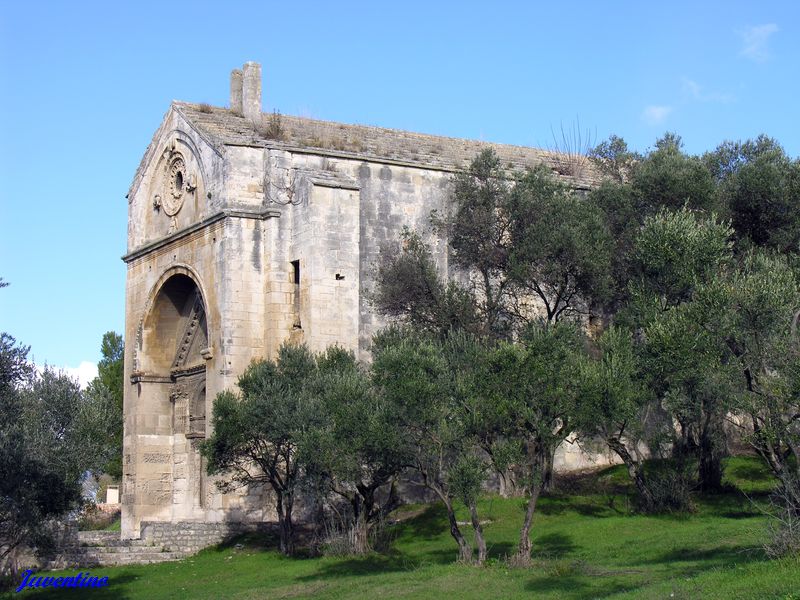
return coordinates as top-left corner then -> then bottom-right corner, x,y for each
141,273 -> 209,376
139,272 -> 210,515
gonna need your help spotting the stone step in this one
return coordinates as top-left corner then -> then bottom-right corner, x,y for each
65,546 -> 170,555
60,551 -> 185,566
77,531 -> 121,541
66,540 -> 151,549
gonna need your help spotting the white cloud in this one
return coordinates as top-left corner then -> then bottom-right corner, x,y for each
681,78 -> 735,103
642,105 -> 673,125
37,361 -> 98,389
63,362 -> 99,388
739,24 -> 779,62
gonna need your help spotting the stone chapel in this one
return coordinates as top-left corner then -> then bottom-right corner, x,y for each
121,62 -> 603,538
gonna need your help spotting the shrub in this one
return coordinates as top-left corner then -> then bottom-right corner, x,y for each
639,462 -> 695,514
315,517 -> 395,557
764,475 -> 800,558
261,110 -> 287,141
76,503 -> 121,531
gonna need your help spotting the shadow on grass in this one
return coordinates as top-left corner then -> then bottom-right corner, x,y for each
532,532 -> 579,559
726,462 -> 773,482
630,542 -> 765,580
697,491 -> 769,520
214,526 -> 321,559
525,572 -> 642,600
216,531 -> 280,552
552,464 -> 633,498
487,542 -> 515,560
394,504 -> 449,541
537,496 -> 616,518
291,548 -> 461,582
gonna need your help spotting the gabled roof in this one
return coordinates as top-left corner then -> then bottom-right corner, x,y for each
173,102 -> 602,188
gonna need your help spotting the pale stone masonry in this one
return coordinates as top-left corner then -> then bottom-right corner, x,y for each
121,62 -> 612,541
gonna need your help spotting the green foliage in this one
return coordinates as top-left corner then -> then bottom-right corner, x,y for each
587,180 -> 645,312
704,134 -> 786,181
589,134 -> 641,182
631,206 -> 733,312
720,251 -> 800,480
575,326 -> 683,510
629,208 -> 737,491
484,322 -> 585,452
478,322 -> 588,558
377,150 -> 615,338
372,329 -> 491,562
764,474 -> 800,558
508,166 -> 614,320
577,326 -> 648,438
309,346 -> 408,552
371,330 -> 467,489
447,454 -> 487,509
374,229 -> 480,337
85,332 -> 124,479
0,334 -> 116,575
435,149 -> 515,336
705,136 -> 800,253
632,133 -> 717,213
444,148 -> 511,281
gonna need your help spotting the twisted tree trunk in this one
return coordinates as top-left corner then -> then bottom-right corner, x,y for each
468,501 -> 487,565
443,496 -> 473,563
607,436 -> 655,510
276,492 -> 295,556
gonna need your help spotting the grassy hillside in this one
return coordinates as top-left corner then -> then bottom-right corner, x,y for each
6,457 -> 799,600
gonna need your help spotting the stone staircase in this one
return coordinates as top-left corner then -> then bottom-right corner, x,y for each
52,531 -> 188,568
41,522 -> 277,568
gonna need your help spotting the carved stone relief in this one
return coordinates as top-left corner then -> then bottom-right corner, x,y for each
139,474 -> 172,505
170,382 -> 189,434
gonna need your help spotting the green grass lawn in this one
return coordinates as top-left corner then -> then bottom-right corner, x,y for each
6,457 -> 799,599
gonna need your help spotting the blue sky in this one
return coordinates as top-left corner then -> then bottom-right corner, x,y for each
1,1 -> 798,378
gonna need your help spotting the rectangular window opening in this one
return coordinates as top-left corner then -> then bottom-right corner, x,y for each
291,260 -> 302,330
291,260 -> 300,285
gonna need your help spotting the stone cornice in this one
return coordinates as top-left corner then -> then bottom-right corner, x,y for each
122,207 -> 281,263
129,372 -> 172,384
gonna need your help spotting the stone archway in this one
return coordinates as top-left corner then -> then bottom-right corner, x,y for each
139,272 -> 210,516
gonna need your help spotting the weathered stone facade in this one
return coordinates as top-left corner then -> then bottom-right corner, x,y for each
122,62 -> 608,540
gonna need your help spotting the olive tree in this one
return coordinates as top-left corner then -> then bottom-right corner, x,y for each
371,328 -> 490,564
576,326 -> 661,509
307,347 -> 407,555
477,322 -> 586,563
376,150 -> 614,339
202,343 -> 324,556
627,206 -> 735,492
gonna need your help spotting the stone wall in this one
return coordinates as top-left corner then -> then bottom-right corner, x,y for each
139,521 -> 275,555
